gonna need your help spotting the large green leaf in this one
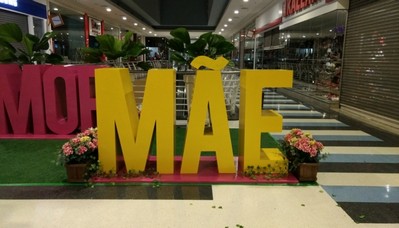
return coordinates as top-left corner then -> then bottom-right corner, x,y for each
0,39 -> 16,53
22,36 -> 35,57
198,32 -> 212,43
46,53 -> 64,64
81,47 -> 103,63
0,48 -> 17,62
121,31 -> 134,51
215,41 -> 235,56
126,42 -> 150,58
170,27 -> 191,45
187,39 -> 206,57
96,34 -> 118,52
0,23 -> 23,42
167,38 -> 185,53
17,54 -> 29,64
34,32 -> 53,51
170,51 -> 187,65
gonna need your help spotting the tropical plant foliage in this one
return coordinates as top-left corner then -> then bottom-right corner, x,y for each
81,31 -> 151,70
167,27 -> 235,66
0,23 -> 63,64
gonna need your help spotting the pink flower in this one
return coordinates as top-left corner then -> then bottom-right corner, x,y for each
71,137 -> 80,144
77,145 -> 88,155
62,143 -> 73,156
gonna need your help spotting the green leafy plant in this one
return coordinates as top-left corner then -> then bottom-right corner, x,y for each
167,27 -> 235,67
81,31 -> 151,70
0,23 -> 63,64
244,164 -> 288,180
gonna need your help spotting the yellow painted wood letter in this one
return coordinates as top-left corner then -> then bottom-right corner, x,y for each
180,56 -> 235,174
238,70 -> 293,174
95,68 -> 175,174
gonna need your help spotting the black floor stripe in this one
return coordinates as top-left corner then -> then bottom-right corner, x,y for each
319,163 -> 399,173
0,185 -> 213,200
338,202 -> 399,223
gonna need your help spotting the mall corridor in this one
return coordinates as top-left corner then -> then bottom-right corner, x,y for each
1,90 -> 398,227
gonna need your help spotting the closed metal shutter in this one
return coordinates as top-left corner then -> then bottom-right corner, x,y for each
341,0 -> 399,121
0,9 -> 28,53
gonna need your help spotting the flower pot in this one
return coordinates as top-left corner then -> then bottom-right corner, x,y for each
294,163 -> 319,182
65,163 -> 88,182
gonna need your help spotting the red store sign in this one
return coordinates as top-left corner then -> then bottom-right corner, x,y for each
284,0 -> 322,17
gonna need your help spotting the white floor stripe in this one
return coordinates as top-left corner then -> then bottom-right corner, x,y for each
283,119 -> 344,123
272,130 -> 373,136
323,146 -> 399,155
317,173 -> 399,187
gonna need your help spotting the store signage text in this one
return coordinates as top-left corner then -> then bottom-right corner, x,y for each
0,0 -> 17,7
284,0 -> 321,17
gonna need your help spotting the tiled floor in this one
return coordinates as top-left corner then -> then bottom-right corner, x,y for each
1,90 -> 398,227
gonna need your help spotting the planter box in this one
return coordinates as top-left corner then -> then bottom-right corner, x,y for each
65,163 -> 88,182
294,163 -> 319,182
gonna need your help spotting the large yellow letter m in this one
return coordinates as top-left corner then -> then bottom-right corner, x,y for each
95,68 -> 176,174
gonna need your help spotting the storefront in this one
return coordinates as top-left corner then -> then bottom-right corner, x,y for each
48,3 -> 135,63
252,0 -> 348,104
0,0 -> 47,39
339,0 -> 399,132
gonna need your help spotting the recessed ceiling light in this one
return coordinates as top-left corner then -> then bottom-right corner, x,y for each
111,27 -> 114,30
149,31 -> 152,34
243,0 -> 249,2
79,16 -> 83,20
234,10 -> 239,14
122,16 -> 127,20
278,10 -> 282,14
302,35 -> 306,38
218,32 -> 222,34
142,27 -> 146,30
228,18 -> 232,22
221,28 -> 224,31
224,24 -> 228,27
154,34 -> 157,36
53,7 -> 58,11
106,7 -> 111,12
316,33 -> 319,36
134,23 -> 138,26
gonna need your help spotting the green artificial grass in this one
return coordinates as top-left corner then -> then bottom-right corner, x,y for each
0,139 -> 67,184
0,128 -> 280,184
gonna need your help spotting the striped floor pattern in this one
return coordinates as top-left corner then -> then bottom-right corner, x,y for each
262,90 -> 399,224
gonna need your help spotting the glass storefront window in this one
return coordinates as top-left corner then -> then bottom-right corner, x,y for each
243,23 -> 256,69
260,10 -> 347,102
50,4 -> 85,63
33,17 -> 44,38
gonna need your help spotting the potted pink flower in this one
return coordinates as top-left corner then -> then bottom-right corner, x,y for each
281,128 -> 325,181
57,127 -> 98,182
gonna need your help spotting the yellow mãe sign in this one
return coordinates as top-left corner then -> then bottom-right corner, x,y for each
95,56 -> 292,174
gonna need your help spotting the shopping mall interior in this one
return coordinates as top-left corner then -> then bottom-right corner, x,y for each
0,0 -> 398,227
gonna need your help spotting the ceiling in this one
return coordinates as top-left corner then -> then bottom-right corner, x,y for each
50,0 -> 277,38
108,0 -> 229,31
